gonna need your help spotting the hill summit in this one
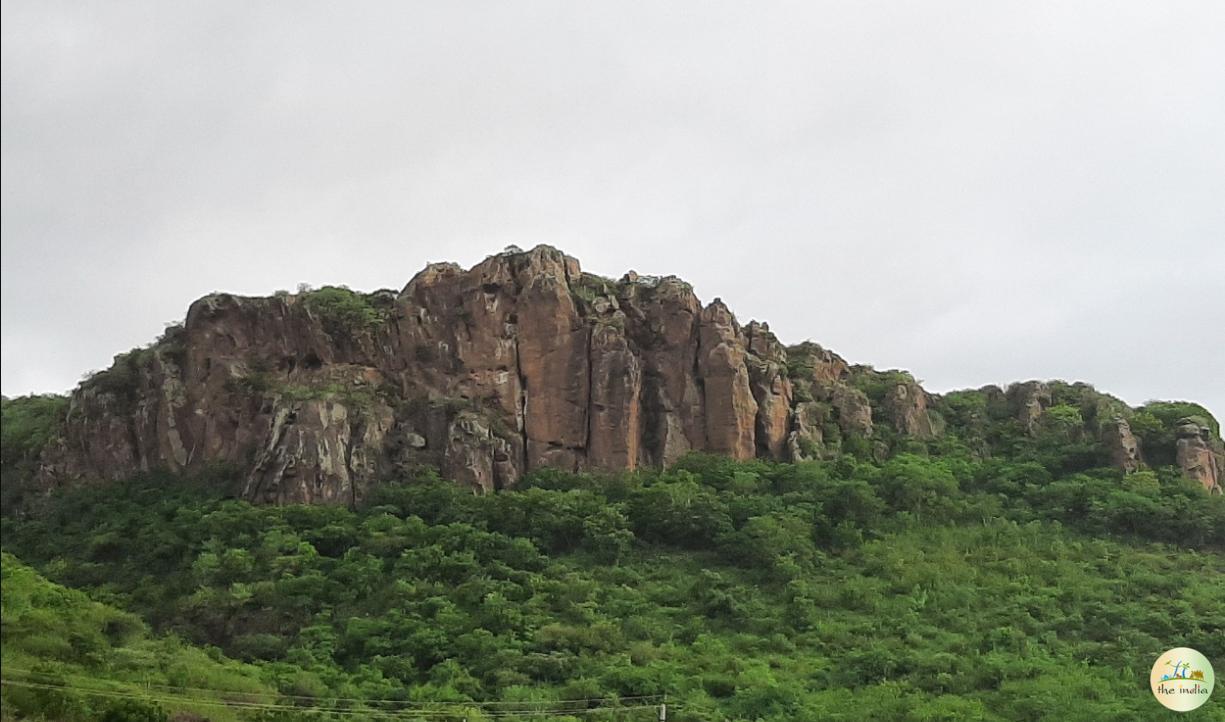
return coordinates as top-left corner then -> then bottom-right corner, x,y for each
30,245 -> 1223,504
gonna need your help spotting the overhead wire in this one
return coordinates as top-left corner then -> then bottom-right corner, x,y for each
1,667 -> 661,708
0,677 -> 668,719
2,666 -> 661,710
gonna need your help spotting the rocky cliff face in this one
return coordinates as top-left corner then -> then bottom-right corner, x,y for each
34,246 -> 1223,503
38,247 -> 808,502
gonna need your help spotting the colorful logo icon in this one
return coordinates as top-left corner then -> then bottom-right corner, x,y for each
1151,647 -> 1214,712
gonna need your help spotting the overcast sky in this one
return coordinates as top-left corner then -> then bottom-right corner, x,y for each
3,1 -> 1223,420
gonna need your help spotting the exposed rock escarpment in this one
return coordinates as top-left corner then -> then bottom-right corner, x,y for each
32,246 -> 1222,503
38,247 -> 872,503
1176,418 -> 1223,493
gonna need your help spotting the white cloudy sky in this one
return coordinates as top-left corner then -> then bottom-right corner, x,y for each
3,1 -> 1223,420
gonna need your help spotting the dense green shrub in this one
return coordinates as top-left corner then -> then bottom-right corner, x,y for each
302,285 -> 387,341
99,699 -> 168,722
3,441 -> 1224,720
1130,401 -> 1221,468
1139,400 -> 1219,437
1,394 -> 67,468
1,552 -> 274,721
1,394 -> 68,512
849,367 -> 917,404
80,348 -> 153,406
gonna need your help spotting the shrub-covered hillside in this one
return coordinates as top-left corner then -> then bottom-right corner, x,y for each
1,395 -> 68,513
1,552 -> 276,721
3,448 -> 1223,721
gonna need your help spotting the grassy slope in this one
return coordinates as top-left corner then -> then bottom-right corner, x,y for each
1,552 -> 275,721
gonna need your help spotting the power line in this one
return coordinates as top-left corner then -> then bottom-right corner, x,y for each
2,679 -> 406,718
1,667 -> 663,709
0,678 -> 668,719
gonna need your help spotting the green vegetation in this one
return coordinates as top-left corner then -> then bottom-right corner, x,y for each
302,286 -> 389,342
570,273 -> 612,305
1137,401 -> 1218,438
849,367 -> 917,405
79,348 -> 155,412
1,395 -> 67,512
1,396 -> 67,474
2,552 -> 275,721
925,386 -> 1224,478
4,366 -> 1223,720
1131,401 -> 1221,468
273,382 -> 381,409
228,352 -> 392,410
230,376 -> 384,411
3,447 -> 1223,720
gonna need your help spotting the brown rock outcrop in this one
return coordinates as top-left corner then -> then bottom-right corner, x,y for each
1175,418 -> 1223,494
779,343 -> 933,458
697,300 -> 758,460
793,342 -> 850,384
34,246 -> 1215,506
745,322 -> 793,460
35,246 -> 810,504
244,397 -> 395,505
827,384 -> 874,437
1007,381 -> 1052,432
586,321 -> 643,469
787,402 -> 829,461
615,275 -> 705,466
883,381 -> 939,439
1100,416 -> 1142,474
513,250 -> 589,471
444,411 -> 518,493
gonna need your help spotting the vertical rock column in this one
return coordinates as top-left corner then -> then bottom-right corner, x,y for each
513,248 -> 590,471
616,276 -> 706,467
587,321 -> 644,469
698,300 -> 757,459
745,321 -> 793,460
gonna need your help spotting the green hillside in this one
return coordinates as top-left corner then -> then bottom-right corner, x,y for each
1,552 -> 275,721
3,450 -> 1223,721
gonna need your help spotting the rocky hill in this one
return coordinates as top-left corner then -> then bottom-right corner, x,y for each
31,245 -> 1223,504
